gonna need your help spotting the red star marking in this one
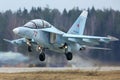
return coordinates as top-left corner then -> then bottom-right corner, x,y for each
77,24 -> 80,27
34,31 -> 38,37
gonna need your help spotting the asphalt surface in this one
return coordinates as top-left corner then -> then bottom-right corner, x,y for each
0,67 -> 120,73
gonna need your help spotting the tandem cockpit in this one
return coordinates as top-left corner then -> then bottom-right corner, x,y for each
24,19 -> 52,29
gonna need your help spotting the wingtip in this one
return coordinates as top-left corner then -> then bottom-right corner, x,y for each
107,35 -> 119,41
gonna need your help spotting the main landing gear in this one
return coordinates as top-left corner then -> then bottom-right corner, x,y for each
37,46 -> 45,61
65,52 -> 73,60
28,45 -> 46,61
60,43 -> 73,60
39,52 -> 45,61
26,39 -> 46,61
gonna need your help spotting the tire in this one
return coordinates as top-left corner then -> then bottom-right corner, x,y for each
39,53 -> 45,61
65,52 -> 73,60
28,46 -> 32,52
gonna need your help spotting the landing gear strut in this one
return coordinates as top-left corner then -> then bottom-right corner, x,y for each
28,45 -> 32,52
26,39 -> 32,52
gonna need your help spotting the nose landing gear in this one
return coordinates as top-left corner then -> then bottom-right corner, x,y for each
26,39 -> 32,52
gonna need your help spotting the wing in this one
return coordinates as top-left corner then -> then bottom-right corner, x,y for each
4,38 -> 37,46
63,34 -> 119,45
83,45 -> 111,50
40,26 -> 65,35
3,38 -> 26,46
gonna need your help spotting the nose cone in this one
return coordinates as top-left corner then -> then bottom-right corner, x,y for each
13,28 -> 19,34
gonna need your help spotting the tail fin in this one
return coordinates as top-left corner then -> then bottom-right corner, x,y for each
67,10 -> 88,35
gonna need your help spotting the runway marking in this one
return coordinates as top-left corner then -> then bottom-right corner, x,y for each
0,67 -> 120,73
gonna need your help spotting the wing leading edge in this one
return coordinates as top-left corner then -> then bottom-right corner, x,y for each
40,26 -> 65,35
63,34 -> 119,44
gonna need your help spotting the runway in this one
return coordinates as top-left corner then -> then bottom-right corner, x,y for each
0,67 -> 120,73
0,67 -> 120,80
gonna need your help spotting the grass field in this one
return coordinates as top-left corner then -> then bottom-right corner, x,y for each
0,70 -> 120,80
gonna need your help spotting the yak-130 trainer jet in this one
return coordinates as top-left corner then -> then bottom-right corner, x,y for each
4,10 -> 119,61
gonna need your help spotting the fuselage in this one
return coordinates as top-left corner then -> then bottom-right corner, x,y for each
13,26 -> 81,53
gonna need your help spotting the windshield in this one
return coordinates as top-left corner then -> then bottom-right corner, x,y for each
24,22 -> 36,29
24,19 -> 52,29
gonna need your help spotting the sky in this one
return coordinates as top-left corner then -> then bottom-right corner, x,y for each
0,0 -> 119,12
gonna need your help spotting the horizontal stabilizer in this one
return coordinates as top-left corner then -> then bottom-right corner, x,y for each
107,35 -> 119,41
85,46 -> 111,50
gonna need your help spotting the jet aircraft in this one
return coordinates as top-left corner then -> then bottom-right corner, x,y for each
4,10 -> 119,61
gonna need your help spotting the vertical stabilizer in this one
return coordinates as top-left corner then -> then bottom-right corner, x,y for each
67,10 -> 88,35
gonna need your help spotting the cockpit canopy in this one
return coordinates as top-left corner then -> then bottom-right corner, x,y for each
24,19 -> 52,29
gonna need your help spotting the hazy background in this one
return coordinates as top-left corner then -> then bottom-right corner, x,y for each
0,0 -> 120,67
0,0 -> 119,12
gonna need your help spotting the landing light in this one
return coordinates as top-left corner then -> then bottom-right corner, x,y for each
65,46 -> 68,49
